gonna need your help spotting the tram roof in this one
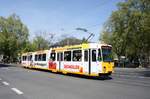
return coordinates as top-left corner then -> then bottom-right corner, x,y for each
51,43 -> 112,51
21,52 -> 34,56
22,50 -> 49,56
33,50 -> 49,54
21,43 -> 112,55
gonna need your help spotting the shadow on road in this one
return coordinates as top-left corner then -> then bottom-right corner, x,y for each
61,73 -> 113,80
24,67 -> 112,80
141,71 -> 150,77
0,64 -> 14,68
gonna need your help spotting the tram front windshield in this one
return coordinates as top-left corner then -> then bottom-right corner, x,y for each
100,46 -> 113,62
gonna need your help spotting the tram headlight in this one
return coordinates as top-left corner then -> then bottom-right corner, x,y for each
103,66 -> 106,73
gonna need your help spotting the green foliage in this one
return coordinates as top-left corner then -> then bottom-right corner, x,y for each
100,0 -> 150,67
31,35 -> 49,51
54,37 -> 82,47
0,14 -> 29,62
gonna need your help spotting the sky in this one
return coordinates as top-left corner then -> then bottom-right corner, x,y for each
0,0 -> 123,42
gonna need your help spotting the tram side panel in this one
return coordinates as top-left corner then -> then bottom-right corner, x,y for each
33,52 -> 50,69
61,50 -> 84,74
21,43 -> 114,77
21,55 -> 28,67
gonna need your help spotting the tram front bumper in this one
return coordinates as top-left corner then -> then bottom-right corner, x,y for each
101,62 -> 114,74
99,71 -> 112,76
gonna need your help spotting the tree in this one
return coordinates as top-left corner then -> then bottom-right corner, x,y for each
28,31 -> 55,51
53,36 -> 82,47
22,41 -> 35,52
0,14 -> 29,62
32,35 -> 49,51
100,0 -> 150,67
34,30 -> 55,46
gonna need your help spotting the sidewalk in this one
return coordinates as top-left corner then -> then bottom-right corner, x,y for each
114,67 -> 150,77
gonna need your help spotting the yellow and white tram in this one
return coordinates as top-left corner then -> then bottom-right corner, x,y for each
21,43 -> 114,77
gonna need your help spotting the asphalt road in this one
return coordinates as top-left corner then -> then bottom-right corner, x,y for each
0,64 -> 150,99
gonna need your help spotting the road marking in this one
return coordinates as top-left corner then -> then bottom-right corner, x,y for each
139,76 -> 145,78
1,68 -> 9,70
2,81 -> 10,86
11,88 -> 23,95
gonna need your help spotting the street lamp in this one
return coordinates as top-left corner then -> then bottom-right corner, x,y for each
76,28 -> 88,32
76,28 -> 95,42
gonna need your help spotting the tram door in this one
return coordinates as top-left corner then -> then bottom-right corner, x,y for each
84,50 -> 91,75
27,55 -> 32,67
84,49 -> 98,75
90,49 -> 98,74
27,55 -> 29,66
57,52 -> 63,71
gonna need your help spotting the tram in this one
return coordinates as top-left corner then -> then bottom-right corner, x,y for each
21,43 -> 114,77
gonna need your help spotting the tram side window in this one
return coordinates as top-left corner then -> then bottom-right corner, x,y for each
25,56 -> 27,61
60,53 -> 63,61
23,56 -> 27,61
35,55 -> 38,61
92,50 -> 96,62
84,50 -> 88,62
57,53 -> 63,61
73,50 -> 82,61
57,53 -> 59,61
22,56 -> 23,61
98,49 -> 102,61
42,54 -> 46,61
27,56 -> 30,61
38,54 -> 42,61
29,55 -> 32,61
50,53 -> 56,61
64,51 -> 71,61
